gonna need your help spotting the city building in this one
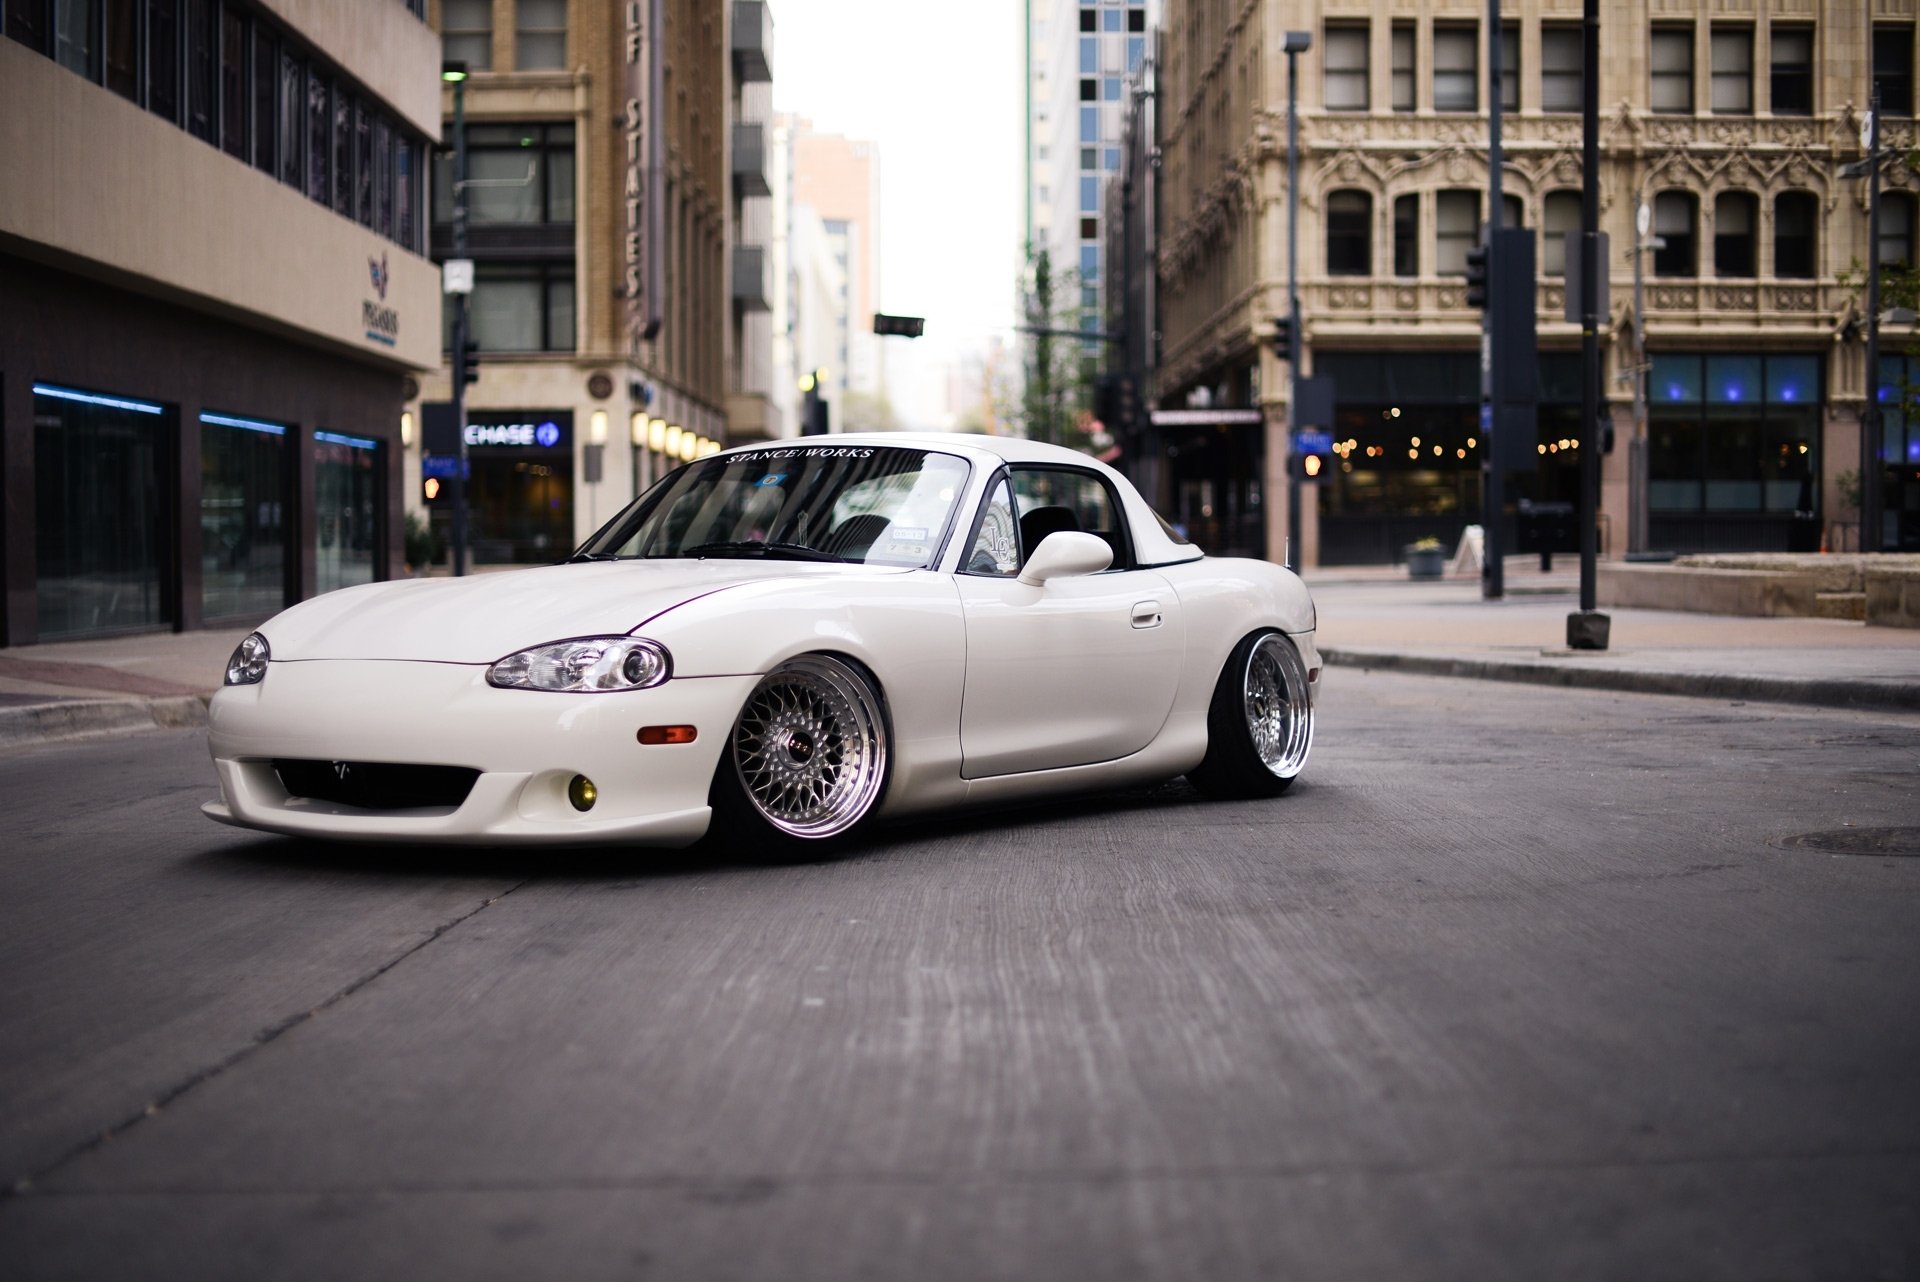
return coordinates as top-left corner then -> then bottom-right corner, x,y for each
1026,0 -> 1153,341
1125,0 -> 1910,565
411,0 -> 774,565
784,116 -> 885,424
2,0 -> 442,645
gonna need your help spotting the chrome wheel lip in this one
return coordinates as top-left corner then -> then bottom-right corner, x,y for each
732,656 -> 888,839
1243,633 -> 1313,778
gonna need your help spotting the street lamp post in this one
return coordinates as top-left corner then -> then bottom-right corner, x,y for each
1284,30 -> 1310,574
1862,92 -> 1885,555
443,62 -> 473,577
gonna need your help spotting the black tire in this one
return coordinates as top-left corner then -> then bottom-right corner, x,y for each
1186,629 -> 1314,800
705,654 -> 891,858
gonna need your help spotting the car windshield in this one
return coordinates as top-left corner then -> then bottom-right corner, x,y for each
576,445 -> 970,568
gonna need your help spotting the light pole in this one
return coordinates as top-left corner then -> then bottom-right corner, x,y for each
1862,93 -> 1885,554
1283,30 -> 1310,573
442,61 -> 473,576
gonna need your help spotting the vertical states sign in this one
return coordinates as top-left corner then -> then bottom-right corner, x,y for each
625,0 -> 666,349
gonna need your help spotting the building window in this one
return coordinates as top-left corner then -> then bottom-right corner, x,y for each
56,0 -> 100,78
1391,22 -> 1415,111
306,66 -> 329,205
1392,193 -> 1418,277
1436,190 -> 1477,274
252,24 -> 276,172
1080,175 -> 1099,211
1713,191 -> 1756,277
1326,191 -> 1371,275
1080,9 -> 1095,33
457,264 -> 576,352
1882,192 -> 1916,268
1080,217 -> 1097,240
185,0 -> 215,141
1653,191 -> 1696,276
1324,23 -> 1368,111
1770,26 -> 1812,114
435,123 -> 575,225
277,47 -> 302,187
1499,23 -> 1518,113
331,85 -> 352,215
32,384 -> 173,640
1542,191 -> 1579,276
200,412 -> 288,622
1501,193 -> 1523,229
1649,353 -> 1820,517
516,0 -> 565,70
1651,26 -> 1692,114
1080,105 -> 1097,141
1433,24 -> 1477,112
1081,244 -> 1099,282
1080,77 -> 1095,101
1773,191 -> 1816,279
148,0 -> 181,122
219,6 -> 246,157
443,0 -> 492,70
1102,76 -> 1121,101
1876,25 -> 1915,116
1129,8 -> 1145,35
314,432 -> 380,595
1080,36 -> 1095,73
1710,27 -> 1752,114
1541,25 -> 1582,112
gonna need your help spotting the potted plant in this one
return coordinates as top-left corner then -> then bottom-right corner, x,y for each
404,511 -> 446,576
1404,536 -> 1446,579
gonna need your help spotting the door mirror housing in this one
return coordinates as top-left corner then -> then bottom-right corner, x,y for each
1017,531 -> 1113,586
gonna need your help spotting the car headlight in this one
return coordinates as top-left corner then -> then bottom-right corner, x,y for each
224,632 -> 270,686
487,637 -> 671,692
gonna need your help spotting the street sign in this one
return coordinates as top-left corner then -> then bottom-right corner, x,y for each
1293,429 -> 1333,456
443,259 -> 474,295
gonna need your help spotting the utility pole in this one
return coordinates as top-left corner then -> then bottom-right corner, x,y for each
1863,91 -> 1885,555
1567,0 -> 1609,649
1482,0 -> 1505,600
444,63 -> 473,577
1284,30 -> 1311,573
1630,196 -> 1650,556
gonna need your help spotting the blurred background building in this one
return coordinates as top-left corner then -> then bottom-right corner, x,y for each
1,0 -> 441,644
1108,0 -> 1912,566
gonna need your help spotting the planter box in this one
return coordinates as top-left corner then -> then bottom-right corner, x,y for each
1405,546 -> 1446,579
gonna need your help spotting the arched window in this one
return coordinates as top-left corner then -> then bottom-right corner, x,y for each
1392,194 -> 1419,277
1542,191 -> 1580,277
1773,192 -> 1817,279
1713,191 -> 1757,277
1435,189 -> 1478,275
1654,192 -> 1696,277
1501,194 -> 1524,229
1327,190 -> 1372,276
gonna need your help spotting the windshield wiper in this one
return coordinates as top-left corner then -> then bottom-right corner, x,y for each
567,551 -> 624,562
674,540 -> 844,563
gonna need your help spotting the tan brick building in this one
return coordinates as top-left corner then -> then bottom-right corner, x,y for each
411,0 -> 776,565
1142,0 -> 1911,566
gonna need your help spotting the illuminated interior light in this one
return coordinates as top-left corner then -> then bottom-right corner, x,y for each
649,418 -> 667,451
590,410 -> 608,445
399,411 -> 413,447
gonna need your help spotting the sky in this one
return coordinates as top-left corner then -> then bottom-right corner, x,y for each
771,0 -> 1026,423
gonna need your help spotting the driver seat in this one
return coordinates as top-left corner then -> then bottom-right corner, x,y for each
823,513 -> 894,562
1018,506 -> 1080,565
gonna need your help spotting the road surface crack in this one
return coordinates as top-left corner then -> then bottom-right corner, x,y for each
3,884 -> 526,1200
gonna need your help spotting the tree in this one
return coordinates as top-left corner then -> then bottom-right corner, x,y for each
841,389 -> 900,432
1016,244 -> 1101,450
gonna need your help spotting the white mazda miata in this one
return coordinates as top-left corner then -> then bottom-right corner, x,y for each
205,433 -> 1318,852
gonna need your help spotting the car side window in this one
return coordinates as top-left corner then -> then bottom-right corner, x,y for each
1008,467 -> 1131,569
963,478 -> 1020,576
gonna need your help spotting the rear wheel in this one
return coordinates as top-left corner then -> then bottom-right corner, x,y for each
1186,630 -> 1313,799
707,654 -> 890,856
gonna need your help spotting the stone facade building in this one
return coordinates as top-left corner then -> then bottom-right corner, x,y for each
412,0 -> 775,565
1134,0 -> 1909,566
2,0 -> 442,645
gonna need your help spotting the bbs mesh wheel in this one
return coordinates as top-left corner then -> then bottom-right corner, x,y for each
1186,630 -> 1313,799
708,654 -> 890,853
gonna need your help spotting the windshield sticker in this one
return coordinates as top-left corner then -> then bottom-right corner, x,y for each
890,527 -> 928,542
756,473 -> 787,487
737,447 -> 878,460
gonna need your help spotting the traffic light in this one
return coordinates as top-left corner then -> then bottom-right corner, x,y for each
455,338 -> 481,386
872,313 -> 926,338
1292,428 -> 1334,482
1092,373 -> 1122,427
801,392 -> 829,436
1270,316 -> 1293,359
1464,241 -> 1490,311
422,476 -> 441,504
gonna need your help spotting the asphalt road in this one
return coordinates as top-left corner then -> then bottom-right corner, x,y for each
2,672 -> 1917,1281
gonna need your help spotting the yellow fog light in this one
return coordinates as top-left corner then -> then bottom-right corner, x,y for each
568,774 -> 598,811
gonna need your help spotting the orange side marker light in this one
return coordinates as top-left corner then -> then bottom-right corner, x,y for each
638,725 -> 698,745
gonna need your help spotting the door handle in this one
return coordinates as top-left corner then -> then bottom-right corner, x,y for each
1131,600 -> 1162,629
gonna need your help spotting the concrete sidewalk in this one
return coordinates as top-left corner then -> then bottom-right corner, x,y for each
2,558 -> 1917,750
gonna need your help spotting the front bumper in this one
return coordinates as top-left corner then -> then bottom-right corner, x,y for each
204,659 -> 757,845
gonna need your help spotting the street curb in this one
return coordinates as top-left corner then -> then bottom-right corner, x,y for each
0,695 -> 209,751
1320,647 -> 1920,714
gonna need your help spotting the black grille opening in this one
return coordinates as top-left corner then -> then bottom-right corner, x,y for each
273,760 -> 480,811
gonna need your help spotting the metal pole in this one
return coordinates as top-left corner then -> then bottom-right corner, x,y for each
1574,0 -> 1603,624
1630,192 -> 1649,556
1863,90 -> 1884,555
449,75 -> 471,577
1286,44 -> 1302,573
1482,0 -> 1504,600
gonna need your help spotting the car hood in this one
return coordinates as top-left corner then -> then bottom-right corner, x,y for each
260,560 -> 914,663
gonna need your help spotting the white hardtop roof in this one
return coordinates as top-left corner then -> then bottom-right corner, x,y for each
722,432 -> 1203,567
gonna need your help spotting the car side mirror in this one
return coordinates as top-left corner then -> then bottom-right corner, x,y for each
1017,531 -> 1113,586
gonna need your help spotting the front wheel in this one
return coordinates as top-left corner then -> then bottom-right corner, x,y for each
1186,630 -> 1314,799
707,654 -> 890,856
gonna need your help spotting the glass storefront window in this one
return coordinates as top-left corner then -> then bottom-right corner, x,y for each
200,413 -> 288,621
314,431 -> 380,593
1649,353 -> 1820,516
33,384 -> 173,639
